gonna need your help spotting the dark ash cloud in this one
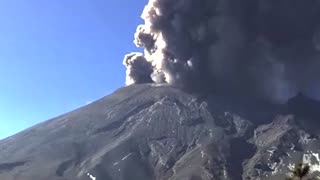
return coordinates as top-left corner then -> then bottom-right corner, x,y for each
124,0 -> 320,102
123,52 -> 153,85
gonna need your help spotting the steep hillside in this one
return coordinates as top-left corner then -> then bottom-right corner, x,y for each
0,84 -> 320,180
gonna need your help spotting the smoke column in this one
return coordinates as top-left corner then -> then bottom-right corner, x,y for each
123,0 -> 320,103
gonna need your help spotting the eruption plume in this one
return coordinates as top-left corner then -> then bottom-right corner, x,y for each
123,0 -> 320,102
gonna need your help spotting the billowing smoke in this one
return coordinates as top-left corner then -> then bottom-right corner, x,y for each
123,52 -> 154,85
123,0 -> 320,102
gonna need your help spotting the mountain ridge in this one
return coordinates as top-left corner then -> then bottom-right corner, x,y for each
1,84 -> 320,180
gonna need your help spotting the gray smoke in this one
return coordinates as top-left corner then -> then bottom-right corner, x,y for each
123,52 -> 153,85
124,0 -> 320,103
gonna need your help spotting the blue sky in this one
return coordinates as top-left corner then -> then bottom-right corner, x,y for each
0,0 -> 147,139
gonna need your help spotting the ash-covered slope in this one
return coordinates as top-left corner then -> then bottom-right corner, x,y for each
1,84 -> 320,180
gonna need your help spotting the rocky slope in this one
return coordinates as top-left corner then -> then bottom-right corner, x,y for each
0,84 -> 320,180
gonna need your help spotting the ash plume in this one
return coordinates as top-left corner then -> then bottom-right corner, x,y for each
124,0 -> 320,102
123,52 -> 154,85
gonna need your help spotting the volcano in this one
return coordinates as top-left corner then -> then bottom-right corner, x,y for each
1,84 -> 320,180
3,0 -> 320,179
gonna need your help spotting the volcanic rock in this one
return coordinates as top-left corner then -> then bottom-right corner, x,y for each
0,84 -> 320,180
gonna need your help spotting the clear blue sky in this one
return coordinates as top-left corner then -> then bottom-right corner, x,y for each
0,0 -> 147,139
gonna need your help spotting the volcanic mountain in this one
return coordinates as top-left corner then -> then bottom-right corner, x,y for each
1,84 -> 320,180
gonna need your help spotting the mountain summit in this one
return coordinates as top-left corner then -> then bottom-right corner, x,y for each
1,84 -> 320,180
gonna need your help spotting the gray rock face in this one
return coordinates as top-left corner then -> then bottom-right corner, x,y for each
1,84 -> 320,180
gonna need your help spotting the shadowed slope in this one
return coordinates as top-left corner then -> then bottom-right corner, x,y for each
1,84 -> 320,180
